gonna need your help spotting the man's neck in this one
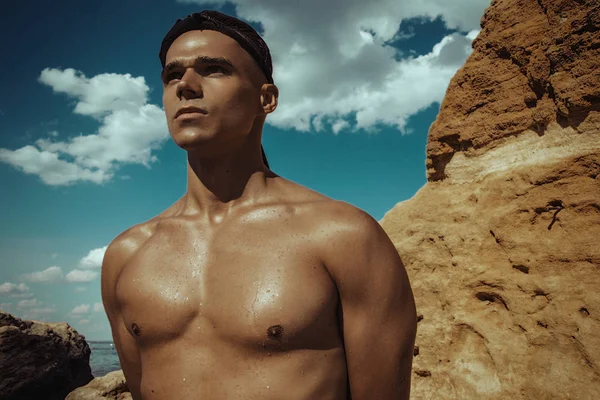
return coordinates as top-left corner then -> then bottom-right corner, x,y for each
178,145 -> 273,222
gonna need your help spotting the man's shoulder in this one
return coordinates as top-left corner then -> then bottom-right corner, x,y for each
321,204 -> 385,260
283,184 -> 392,268
280,181 -> 381,241
309,200 -> 400,286
103,196 -> 187,270
102,219 -> 158,274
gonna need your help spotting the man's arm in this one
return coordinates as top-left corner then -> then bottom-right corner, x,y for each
322,206 -> 417,400
101,230 -> 145,400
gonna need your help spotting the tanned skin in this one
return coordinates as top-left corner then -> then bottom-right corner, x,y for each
101,29 -> 417,399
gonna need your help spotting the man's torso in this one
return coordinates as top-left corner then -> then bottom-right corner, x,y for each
114,184 -> 350,399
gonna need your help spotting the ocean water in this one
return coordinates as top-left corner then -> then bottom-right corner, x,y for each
89,341 -> 121,378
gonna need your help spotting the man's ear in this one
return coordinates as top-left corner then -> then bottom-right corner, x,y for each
260,84 -> 279,115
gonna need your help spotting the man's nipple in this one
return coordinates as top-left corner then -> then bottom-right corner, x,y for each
267,324 -> 283,339
131,322 -> 142,336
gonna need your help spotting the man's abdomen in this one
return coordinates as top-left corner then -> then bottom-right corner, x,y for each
138,339 -> 348,399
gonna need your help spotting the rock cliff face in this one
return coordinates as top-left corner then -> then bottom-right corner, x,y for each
380,0 -> 600,399
0,311 -> 93,400
426,0 -> 600,181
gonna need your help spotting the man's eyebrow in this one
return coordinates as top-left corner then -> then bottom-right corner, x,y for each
161,56 -> 235,80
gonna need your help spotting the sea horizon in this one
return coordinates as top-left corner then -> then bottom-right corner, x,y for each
89,340 -> 121,378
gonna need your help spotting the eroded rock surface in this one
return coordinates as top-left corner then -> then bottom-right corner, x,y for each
381,0 -> 600,399
426,0 -> 600,181
66,369 -> 132,400
0,311 -> 93,400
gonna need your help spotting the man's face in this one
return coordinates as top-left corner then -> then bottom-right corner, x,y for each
162,30 -> 266,153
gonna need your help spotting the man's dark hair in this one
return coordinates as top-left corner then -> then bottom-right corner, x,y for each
160,10 -> 273,168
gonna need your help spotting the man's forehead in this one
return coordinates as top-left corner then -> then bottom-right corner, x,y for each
165,30 -> 248,65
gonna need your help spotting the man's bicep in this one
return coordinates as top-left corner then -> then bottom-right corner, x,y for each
107,310 -> 143,398
340,270 -> 417,400
101,237 -> 143,399
324,209 -> 417,399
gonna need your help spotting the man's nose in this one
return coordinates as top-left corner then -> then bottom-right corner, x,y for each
176,70 -> 203,100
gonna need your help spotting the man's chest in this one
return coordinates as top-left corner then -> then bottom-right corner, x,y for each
115,222 -> 339,351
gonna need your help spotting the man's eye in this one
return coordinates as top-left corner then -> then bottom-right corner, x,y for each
165,72 -> 182,82
206,66 -> 226,74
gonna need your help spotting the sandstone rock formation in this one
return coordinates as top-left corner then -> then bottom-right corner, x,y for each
66,369 -> 132,400
0,311 -> 93,400
426,0 -> 600,182
380,0 -> 600,399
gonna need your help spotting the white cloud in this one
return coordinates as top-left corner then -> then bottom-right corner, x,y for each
79,246 -> 108,269
93,302 -> 104,313
17,298 -> 39,308
8,292 -> 34,299
79,319 -> 91,324
0,145 -> 112,186
3,294 -> 56,320
466,29 -> 481,41
75,286 -> 87,292
38,69 -> 148,118
72,304 -> 90,314
0,69 -> 168,186
177,0 -> 489,134
66,269 -> 99,283
31,306 -> 57,314
0,282 -> 30,295
21,266 -> 64,284
20,306 -> 57,321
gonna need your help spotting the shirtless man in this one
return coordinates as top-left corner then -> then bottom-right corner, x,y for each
101,10 -> 417,400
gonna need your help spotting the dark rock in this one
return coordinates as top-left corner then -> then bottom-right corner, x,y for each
0,311 -> 93,400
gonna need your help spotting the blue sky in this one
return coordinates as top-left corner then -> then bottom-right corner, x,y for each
0,0 -> 489,340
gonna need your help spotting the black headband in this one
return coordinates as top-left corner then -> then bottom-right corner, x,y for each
159,10 -> 274,84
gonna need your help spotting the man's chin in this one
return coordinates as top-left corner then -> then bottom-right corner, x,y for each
170,130 -> 215,150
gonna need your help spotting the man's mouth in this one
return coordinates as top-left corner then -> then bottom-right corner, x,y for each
175,106 -> 208,119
